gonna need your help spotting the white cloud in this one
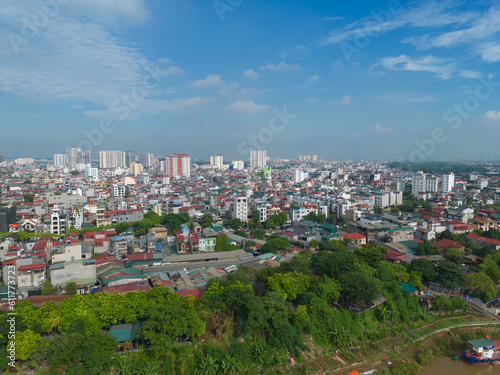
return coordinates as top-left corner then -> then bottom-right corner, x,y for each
372,55 -> 477,80
300,75 -> 320,87
484,110 -> 500,122
373,124 -> 391,133
320,2 -> 477,46
243,69 -> 259,79
64,0 -> 152,23
223,100 -> 271,113
404,8 -> 500,51
187,75 -> 225,89
342,95 -> 351,105
375,93 -> 436,104
0,2 -> 185,121
325,16 -> 344,21
480,43 -> 500,63
353,131 -> 361,137
259,62 -> 300,72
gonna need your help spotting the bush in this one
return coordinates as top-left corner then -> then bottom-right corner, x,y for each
416,348 -> 434,365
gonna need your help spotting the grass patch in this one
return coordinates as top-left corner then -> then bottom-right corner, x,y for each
388,351 -> 401,359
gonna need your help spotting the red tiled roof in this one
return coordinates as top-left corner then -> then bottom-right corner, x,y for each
344,232 -> 366,240
18,263 -> 45,272
467,233 -> 500,246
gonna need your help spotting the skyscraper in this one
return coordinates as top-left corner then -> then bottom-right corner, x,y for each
78,150 -> 91,165
54,154 -> 67,167
99,151 -> 126,169
166,154 -> 190,178
441,172 -> 455,193
141,153 -> 154,168
66,148 -> 80,169
250,150 -> 266,169
125,151 -> 135,167
210,154 -> 223,167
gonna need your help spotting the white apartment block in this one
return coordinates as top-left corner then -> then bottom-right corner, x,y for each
233,196 -> 248,222
250,150 -> 267,169
412,171 -> 426,195
425,176 -> 439,193
166,154 -> 191,178
441,172 -> 455,193
99,151 -> 126,169
210,154 -> 223,167
54,154 -> 67,167
111,184 -> 125,198
374,192 -> 390,208
291,204 -> 318,222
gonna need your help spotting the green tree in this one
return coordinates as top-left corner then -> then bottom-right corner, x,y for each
199,214 -> 215,228
417,240 -> 440,255
311,250 -> 360,280
143,295 -> 205,354
436,261 -> 465,290
465,273 -> 497,302
261,237 -> 289,253
225,218 -> 244,229
65,281 -> 77,295
251,228 -> 266,240
14,329 -> 41,360
233,230 -> 247,238
23,194 -> 34,203
339,273 -> 379,304
41,280 -> 57,295
479,254 -> 500,284
409,259 -> 435,283
215,234 -> 230,252
251,210 -> 260,224
264,218 -> 275,229
309,239 -> 318,248
266,272 -> 310,300
444,247 -> 465,261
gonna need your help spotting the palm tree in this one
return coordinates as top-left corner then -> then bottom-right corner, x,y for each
196,355 -> 220,375
220,354 -> 242,374
114,359 -> 134,375
135,362 -> 161,375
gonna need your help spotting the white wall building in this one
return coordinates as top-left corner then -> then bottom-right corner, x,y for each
210,154 -> 223,167
441,172 -> 455,193
233,196 -> 248,223
412,171 -> 426,195
250,150 -> 266,169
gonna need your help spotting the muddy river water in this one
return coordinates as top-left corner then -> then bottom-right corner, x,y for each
422,356 -> 498,375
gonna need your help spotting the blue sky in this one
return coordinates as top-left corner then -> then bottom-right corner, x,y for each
1,0 -> 500,161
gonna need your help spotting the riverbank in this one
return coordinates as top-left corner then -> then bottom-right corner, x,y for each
302,316 -> 500,374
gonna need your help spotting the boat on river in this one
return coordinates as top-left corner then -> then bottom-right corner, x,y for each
462,339 -> 500,364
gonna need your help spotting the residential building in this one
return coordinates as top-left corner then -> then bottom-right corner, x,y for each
130,162 -> 144,176
166,154 -> 190,178
412,171 -> 426,195
99,150 -> 126,169
125,151 -> 135,167
250,149 -> 267,169
441,172 -> 455,193
54,154 -> 67,167
233,196 -> 248,222
141,153 -> 154,168
210,154 -> 223,167
111,184 -> 125,198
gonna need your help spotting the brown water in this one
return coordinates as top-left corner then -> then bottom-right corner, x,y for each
422,357 -> 498,375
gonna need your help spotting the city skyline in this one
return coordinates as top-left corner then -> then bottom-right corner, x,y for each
1,1 -> 500,160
